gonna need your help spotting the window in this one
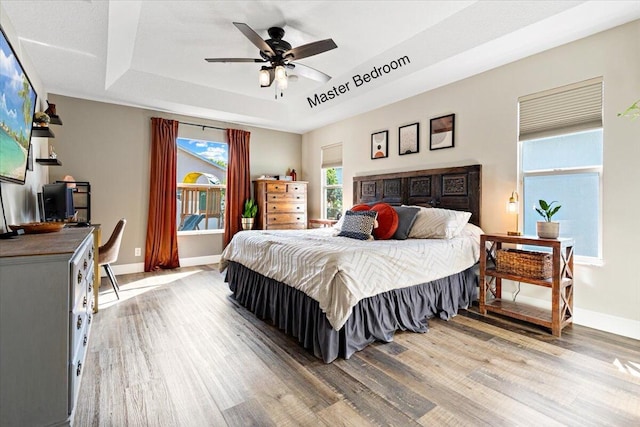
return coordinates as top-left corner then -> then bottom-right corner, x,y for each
519,78 -> 603,260
176,137 -> 228,232
321,144 -> 343,220
322,167 -> 343,220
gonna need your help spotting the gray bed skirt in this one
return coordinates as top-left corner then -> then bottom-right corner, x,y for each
225,261 -> 478,363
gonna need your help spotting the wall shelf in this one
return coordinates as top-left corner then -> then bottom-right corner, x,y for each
31,127 -> 55,138
36,158 -> 62,166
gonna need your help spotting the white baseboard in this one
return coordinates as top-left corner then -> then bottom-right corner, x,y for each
514,295 -> 640,341
105,255 -> 221,277
103,260 -> 639,341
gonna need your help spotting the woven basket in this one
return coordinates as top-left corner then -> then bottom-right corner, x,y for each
496,249 -> 552,279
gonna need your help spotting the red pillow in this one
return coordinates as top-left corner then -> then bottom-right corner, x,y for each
370,203 -> 399,240
350,204 -> 371,212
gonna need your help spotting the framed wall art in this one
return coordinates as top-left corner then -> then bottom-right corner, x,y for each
371,130 -> 388,159
430,113 -> 455,150
398,122 -> 419,155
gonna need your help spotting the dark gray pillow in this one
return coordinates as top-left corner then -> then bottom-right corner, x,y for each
392,206 -> 420,240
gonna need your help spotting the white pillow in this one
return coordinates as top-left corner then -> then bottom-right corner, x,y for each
407,207 -> 472,239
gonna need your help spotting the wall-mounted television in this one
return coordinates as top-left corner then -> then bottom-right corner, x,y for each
0,25 -> 38,185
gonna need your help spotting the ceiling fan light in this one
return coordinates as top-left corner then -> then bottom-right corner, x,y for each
259,69 -> 270,86
275,65 -> 286,81
278,75 -> 288,90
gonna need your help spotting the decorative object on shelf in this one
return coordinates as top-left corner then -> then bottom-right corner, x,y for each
241,198 -> 258,230
49,145 -> 57,159
290,168 -> 297,181
535,199 -> 561,239
506,191 -> 521,236
399,122 -> 419,155
430,113 -> 455,150
33,111 -> 50,127
44,100 -> 63,125
371,130 -> 388,159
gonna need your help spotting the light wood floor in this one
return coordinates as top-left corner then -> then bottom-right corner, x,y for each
75,265 -> 640,426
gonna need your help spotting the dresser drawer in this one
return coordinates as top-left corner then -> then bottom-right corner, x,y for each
70,235 -> 94,306
266,182 -> 306,194
266,192 -> 306,202
265,201 -> 305,214
266,213 -> 307,226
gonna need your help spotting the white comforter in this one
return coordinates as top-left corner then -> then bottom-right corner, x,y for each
220,224 -> 482,330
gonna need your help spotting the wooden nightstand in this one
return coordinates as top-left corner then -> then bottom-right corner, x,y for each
479,233 -> 574,336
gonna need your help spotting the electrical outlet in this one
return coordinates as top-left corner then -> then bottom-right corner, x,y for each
134,247 -> 141,257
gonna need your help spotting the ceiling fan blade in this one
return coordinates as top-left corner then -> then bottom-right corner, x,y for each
290,63 -> 331,83
284,39 -> 337,61
233,22 -> 276,57
205,58 -> 266,63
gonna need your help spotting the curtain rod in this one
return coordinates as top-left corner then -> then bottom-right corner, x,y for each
178,121 -> 227,132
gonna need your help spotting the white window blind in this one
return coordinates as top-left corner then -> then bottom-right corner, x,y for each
519,77 -> 603,141
321,143 -> 342,168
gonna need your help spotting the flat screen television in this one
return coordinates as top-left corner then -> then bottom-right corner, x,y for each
0,25 -> 38,185
42,183 -> 74,221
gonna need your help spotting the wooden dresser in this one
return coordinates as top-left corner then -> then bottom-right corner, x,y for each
0,227 -> 96,426
254,180 -> 308,229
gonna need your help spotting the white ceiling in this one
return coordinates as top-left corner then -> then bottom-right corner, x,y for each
3,1 -> 640,134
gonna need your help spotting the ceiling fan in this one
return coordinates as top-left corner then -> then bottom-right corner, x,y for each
205,22 -> 337,95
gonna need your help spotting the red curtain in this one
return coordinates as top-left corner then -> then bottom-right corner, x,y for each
224,128 -> 251,246
144,117 -> 180,271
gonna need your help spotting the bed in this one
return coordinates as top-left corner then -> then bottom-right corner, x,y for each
221,164 -> 482,362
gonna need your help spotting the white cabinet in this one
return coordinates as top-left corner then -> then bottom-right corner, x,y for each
0,228 -> 95,426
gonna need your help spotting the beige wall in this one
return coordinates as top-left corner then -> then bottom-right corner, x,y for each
46,94 -> 302,266
302,20 -> 640,336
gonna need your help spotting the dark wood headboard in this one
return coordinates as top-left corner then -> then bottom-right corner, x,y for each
353,164 -> 482,227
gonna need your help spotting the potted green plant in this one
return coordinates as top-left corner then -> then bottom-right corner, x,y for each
534,199 -> 561,239
241,199 -> 258,230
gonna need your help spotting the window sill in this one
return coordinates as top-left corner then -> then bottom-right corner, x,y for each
177,229 -> 224,236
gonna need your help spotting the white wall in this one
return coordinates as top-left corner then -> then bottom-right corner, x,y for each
302,20 -> 640,338
0,5 -> 49,227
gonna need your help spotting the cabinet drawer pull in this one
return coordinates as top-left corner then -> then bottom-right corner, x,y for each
76,362 -> 82,377
88,250 -> 93,260
83,296 -> 87,307
296,206 -> 300,210
76,315 -> 83,330
83,335 -> 88,346
77,271 -> 83,284
88,315 -> 92,325
83,259 -> 88,270
88,283 -> 93,293
296,196 -> 300,199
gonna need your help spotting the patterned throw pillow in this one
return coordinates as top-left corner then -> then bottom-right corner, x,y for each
408,207 -> 471,239
337,210 -> 378,240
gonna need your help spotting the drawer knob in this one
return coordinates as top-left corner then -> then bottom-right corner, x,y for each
88,250 -> 93,260
296,196 -> 300,199
77,271 -> 83,284
83,259 -> 88,270
76,362 -> 82,377
83,335 -> 88,346
83,296 -> 87,307
76,315 -> 83,330
296,206 -> 300,210
88,315 -> 92,325
88,283 -> 93,292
